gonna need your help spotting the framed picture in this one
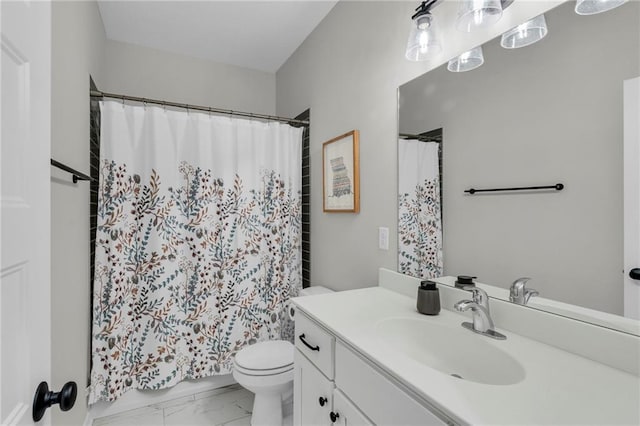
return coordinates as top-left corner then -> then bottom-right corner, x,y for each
322,130 -> 360,213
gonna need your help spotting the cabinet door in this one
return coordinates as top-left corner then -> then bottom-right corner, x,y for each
331,389 -> 373,426
294,349 -> 334,426
335,342 -> 451,425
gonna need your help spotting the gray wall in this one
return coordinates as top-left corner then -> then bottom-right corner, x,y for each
51,4 -> 276,423
276,0 -> 559,291
102,40 -> 276,114
399,1 -> 640,314
49,0 -> 572,421
51,2 -> 106,424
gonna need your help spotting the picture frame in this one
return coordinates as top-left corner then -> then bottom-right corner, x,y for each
322,130 -> 360,213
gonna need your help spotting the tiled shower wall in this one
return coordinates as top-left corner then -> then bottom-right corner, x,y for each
296,109 -> 311,289
89,81 -> 100,312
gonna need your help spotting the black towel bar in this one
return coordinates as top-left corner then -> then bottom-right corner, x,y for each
464,183 -> 564,194
51,159 -> 94,183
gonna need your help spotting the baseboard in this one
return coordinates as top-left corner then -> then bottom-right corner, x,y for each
83,412 -> 94,426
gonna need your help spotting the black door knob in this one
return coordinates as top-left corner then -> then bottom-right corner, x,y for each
318,396 -> 328,407
330,411 -> 340,423
630,268 -> 640,280
32,381 -> 77,422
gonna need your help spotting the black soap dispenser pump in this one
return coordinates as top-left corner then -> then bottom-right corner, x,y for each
417,280 -> 440,315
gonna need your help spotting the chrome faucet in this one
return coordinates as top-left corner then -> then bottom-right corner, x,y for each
454,286 -> 506,340
509,277 -> 539,305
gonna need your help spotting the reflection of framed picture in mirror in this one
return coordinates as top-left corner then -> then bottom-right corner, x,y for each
322,130 -> 359,213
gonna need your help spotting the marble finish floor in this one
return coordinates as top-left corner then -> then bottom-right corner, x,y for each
93,385 -> 254,426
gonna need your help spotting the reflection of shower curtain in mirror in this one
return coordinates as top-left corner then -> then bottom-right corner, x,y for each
398,139 -> 443,279
89,101 -> 303,403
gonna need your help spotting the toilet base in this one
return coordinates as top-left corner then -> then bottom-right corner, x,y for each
251,392 -> 283,426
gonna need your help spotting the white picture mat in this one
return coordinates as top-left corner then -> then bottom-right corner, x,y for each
324,134 -> 355,210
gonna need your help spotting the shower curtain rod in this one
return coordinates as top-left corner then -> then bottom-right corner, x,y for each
399,133 -> 442,142
90,90 -> 309,126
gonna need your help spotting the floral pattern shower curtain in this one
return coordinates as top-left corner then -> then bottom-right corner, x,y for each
89,102 -> 303,403
398,139 -> 443,279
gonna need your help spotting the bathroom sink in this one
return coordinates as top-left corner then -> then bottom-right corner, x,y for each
375,317 -> 525,385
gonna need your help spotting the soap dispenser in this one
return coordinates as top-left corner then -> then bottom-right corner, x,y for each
455,275 -> 476,289
417,280 -> 440,315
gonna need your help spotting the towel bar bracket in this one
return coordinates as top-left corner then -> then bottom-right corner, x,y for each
50,159 -> 94,183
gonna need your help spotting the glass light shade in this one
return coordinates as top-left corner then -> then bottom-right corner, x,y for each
575,0 -> 627,14
405,13 -> 442,61
501,14 -> 548,49
456,0 -> 503,33
447,46 -> 485,72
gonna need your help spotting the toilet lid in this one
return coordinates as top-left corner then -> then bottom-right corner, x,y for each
234,340 -> 294,371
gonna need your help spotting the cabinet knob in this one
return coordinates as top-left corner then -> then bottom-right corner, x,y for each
318,396 -> 328,407
330,411 -> 340,423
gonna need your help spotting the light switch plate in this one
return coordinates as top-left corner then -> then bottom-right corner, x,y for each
379,227 -> 389,250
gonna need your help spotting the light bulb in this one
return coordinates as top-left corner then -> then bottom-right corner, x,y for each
456,0 -> 503,33
501,14 -> 548,49
575,0 -> 628,15
405,12 -> 442,61
447,46 -> 485,72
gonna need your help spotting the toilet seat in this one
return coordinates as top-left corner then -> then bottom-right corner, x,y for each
234,340 -> 294,377
234,361 -> 293,376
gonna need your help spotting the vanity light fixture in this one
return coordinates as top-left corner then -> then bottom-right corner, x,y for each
405,0 -> 443,61
500,14 -> 548,49
575,0 -> 628,15
456,0 -> 503,33
447,46 -> 484,72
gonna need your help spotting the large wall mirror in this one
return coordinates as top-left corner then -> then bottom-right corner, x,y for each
398,0 -> 639,334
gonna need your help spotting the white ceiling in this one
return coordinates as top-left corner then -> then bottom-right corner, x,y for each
97,1 -> 338,73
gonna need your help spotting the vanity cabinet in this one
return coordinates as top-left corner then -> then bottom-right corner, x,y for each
294,349 -> 334,425
332,389 -> 373,426
293,311 -> 336,425
335,342 -> 448,426
294,311 -> 451,426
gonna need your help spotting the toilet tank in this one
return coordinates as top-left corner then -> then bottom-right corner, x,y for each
282,286 -> 334,343
299,286 -> 333,297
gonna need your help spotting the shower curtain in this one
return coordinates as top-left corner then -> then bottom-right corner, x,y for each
89,101 -> 303,403
398,139 -> 443,279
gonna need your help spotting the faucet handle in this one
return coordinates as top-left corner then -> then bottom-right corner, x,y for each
462,285 -> 489,309
511,277 -> 532,290
510,277 -> 538,304
524,288 -> 539,303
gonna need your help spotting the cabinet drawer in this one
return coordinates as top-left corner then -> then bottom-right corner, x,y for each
335,341 -> 451,426
295,312 -> 335,379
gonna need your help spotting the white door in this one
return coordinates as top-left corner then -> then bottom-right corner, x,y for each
624,76 -> 640,320
1,1 -> 52,425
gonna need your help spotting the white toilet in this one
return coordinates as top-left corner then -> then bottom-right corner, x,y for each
232,286 -> 333,426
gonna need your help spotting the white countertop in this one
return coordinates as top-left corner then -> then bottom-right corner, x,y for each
292,287 -> 640,426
